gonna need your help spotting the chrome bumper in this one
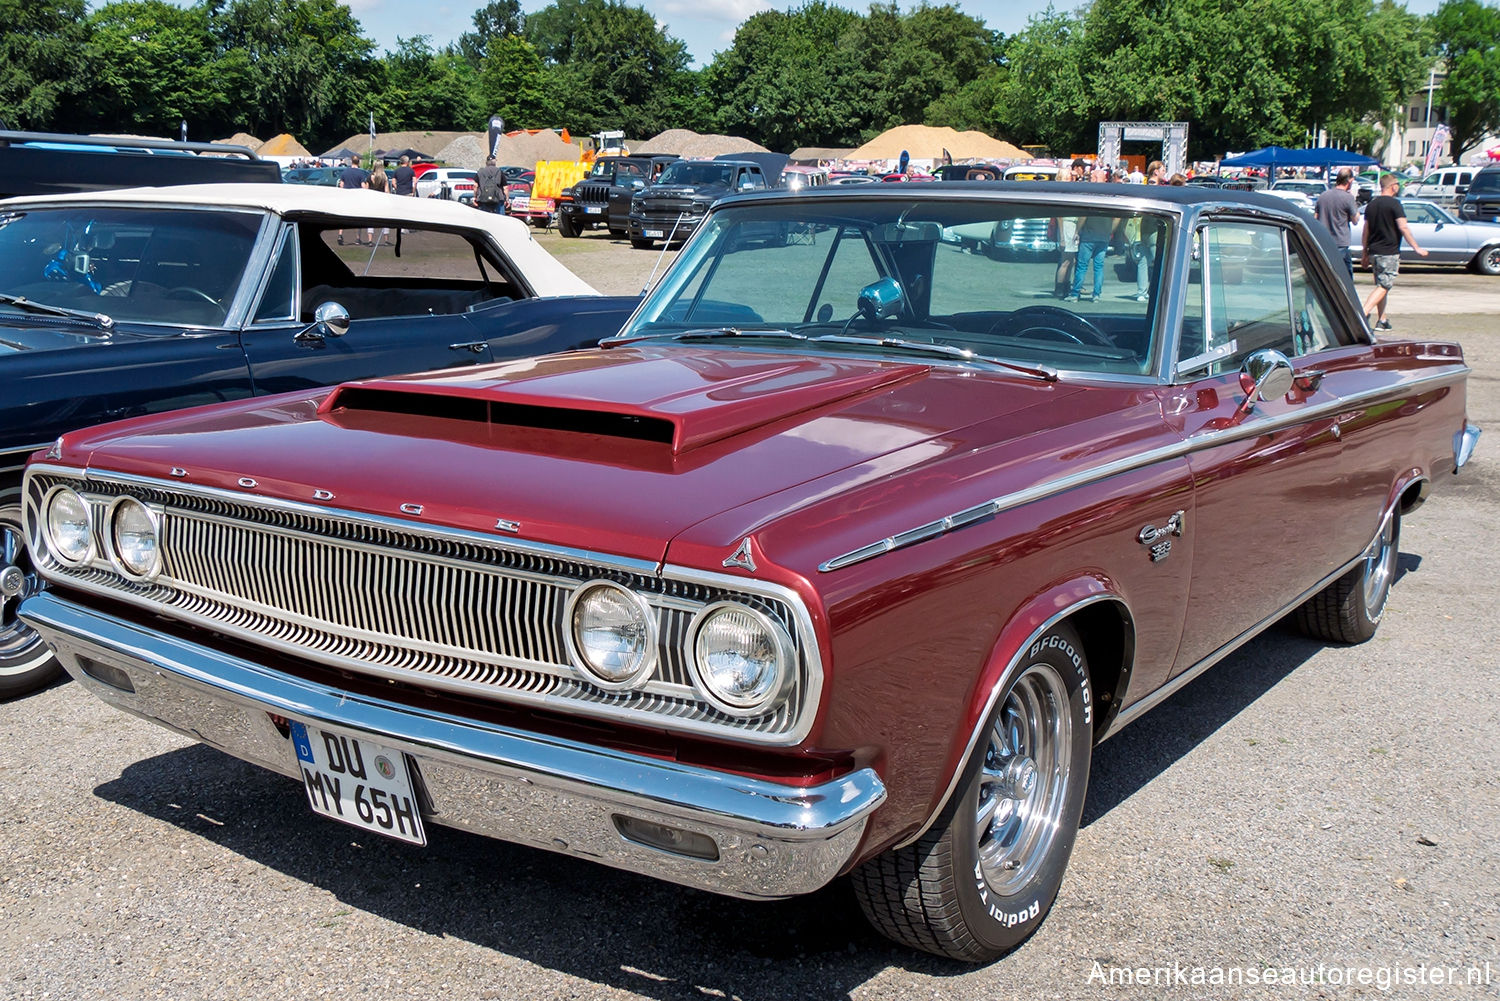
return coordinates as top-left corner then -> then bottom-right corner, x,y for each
21,591 -> 885,899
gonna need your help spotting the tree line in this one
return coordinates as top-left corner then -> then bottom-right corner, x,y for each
2,0 -> 1497,161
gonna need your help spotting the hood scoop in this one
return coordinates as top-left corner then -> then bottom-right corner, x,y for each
319,354 -> 929,454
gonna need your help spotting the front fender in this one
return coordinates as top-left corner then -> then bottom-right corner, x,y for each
895,579 -> 1131,850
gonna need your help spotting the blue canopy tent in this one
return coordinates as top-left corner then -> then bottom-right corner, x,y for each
1222,146 -> 1379,172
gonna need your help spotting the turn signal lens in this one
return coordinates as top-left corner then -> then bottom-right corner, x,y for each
44,487 -> 93,564
566,581 -> 657,689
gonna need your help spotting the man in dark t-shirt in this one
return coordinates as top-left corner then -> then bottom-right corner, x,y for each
1315,168 -> 1360,275
393,155 -> 415,196
1360,174 -> 1427,330
337,157 -> 369,245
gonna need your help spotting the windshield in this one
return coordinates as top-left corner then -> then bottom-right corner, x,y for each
619,198 -> 1175,377
0,207 -> 263,326
657,162 -> 736,187
1470,171 -> 1500,194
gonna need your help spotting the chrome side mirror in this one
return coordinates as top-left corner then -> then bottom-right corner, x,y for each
857,277 -> 905,321
1235,348 -> 1295,417
296,301 -> 350,342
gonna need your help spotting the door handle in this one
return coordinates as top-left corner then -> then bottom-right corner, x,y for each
448,341 -> 487,354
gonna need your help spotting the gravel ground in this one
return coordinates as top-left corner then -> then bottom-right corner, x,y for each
2,245 -> 1496,1000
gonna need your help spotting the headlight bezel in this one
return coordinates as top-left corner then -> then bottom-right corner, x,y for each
103,495 -> 163,581
563,579 -> 660,691
688,600 -> 796,718
41,485 -> 95,567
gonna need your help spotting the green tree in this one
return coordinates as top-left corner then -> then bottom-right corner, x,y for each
701,2 -> 871,150
524,0 -> 694,137
994,9 -> 1091,154
456,0 -> 524,65
476,34 -> 547,128
858,3 -> 998,133
89,1 -> 235,137
213,0 -> 377,151
1431,0 -> 1500,159
369,36 -> 478,132
0,0 -> 95,131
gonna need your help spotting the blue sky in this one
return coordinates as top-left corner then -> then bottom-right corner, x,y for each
343,0 -> 1444,69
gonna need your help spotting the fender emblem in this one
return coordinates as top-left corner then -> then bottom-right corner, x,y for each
400,503 -> 424,516
723,537 -> 757,573
494,518 -> 520,533
1138,511 -> 1185,563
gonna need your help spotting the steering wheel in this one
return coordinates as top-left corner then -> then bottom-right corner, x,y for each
163,286 -> 227,321
988,305 -> 1113,347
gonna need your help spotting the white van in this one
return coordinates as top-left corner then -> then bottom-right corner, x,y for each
1407,167 -> 1475,204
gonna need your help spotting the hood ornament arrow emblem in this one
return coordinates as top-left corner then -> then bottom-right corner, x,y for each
723,537 -> 757,573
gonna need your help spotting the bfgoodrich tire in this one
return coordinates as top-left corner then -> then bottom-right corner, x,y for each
0,498 -> 61,698
852,622 -> 1093,961
556,213 -> 580,238
1296,506 -> 1399,644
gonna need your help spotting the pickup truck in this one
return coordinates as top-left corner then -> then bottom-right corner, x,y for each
627,159 -> 772,249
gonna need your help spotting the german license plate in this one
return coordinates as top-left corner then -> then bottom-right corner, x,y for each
585,206 -> 603,214
290,721 -> 426,845
644,229 -> 664,238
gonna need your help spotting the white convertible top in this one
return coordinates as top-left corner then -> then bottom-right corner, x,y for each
0,183 -> 597,298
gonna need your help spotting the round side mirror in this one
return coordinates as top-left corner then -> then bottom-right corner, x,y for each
314,301 -> 350,338
1239,348 -> 1295,404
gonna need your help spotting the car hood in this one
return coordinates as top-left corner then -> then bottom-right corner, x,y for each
0,315 -> 135,354
59,344 -> 1092,566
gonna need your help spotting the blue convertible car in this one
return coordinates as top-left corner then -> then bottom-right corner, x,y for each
0,183 -> 638,694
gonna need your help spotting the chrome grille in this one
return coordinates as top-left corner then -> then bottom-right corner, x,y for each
25,471 -> 815,742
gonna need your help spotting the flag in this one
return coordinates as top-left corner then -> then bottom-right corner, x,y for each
1423,124 -> 1450,176
369,112 -> 376,146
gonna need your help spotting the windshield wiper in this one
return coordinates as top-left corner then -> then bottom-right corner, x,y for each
604,326 -> 809,348
812,333 -> 1058,381
0,292 -> 114,332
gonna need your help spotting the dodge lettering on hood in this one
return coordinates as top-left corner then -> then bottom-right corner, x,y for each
20,184 -> 1478,960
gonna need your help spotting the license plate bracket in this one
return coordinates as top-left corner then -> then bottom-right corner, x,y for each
290,721 -> 427,845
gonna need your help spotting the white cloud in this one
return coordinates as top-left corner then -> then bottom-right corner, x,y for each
656,0 -> 770,21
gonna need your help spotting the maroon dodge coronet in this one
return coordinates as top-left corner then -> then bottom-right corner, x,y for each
20,184 -> 1478,960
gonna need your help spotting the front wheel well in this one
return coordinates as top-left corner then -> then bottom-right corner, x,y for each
1066,600 -> 1134,739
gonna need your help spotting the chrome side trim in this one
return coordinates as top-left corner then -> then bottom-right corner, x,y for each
894,594 -> 1123,850
819,365 -> 1467,572
21,591 -> 884,900
1456,423 -> 1481,469
1,442 -> 52,472
1099,492 -> 1405,741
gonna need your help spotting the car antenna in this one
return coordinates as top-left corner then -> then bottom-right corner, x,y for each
641,212 -> 687,294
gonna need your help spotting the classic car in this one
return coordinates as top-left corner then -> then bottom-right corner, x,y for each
19,183 -> 1478,961
0,130 -> 281,199
0,182 -> 640,695
1354,197 -> 1500,274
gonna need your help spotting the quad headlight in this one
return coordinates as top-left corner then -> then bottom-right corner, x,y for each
565,580 -> 658,689
43,486 -> 93,565
689,602 -> 794,717
106,496 -> 161,580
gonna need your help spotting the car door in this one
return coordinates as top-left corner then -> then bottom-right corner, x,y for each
239,222 -> 503,395
1161,218 -> 1356,676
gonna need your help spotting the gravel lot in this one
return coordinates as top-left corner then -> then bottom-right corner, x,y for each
2,232 -> 1496,1000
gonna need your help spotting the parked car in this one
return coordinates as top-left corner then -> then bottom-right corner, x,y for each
1456,164 -> 1500,224
19,185 -> 1476,962
781,165 -> 830,189
0,183 -> 640,696
828,174 -> 879,185
556,154 -> 677,238
1354,197 -> 1500,274
1263,187 -> 1316,213
1407,166 -> 1475,205
414,168 -> 478,204
931,164 -> 1004,182
281,166 -> 342,187
1270,179 -> 1328,199
1,129 -> 280,198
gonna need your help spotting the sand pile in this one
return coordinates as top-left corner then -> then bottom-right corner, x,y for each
434,134 -> 488,169
639,129 -> 770,157
848,125 -> 1025,162
213,132 -> 263,150
257,133 -> 310,157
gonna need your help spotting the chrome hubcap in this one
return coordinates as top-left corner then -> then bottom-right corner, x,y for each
975,665 -> 1071,895
1361,511 -> 1397,619
1,511 -> 46,660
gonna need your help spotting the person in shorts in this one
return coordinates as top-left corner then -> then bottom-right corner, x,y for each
1361,173 -> 1428,330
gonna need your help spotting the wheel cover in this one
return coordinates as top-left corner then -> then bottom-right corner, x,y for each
0,507 -> 49,672
1483,247 -> 1500,274
975,663 -> 1073,897
1361,510 -> 1398,620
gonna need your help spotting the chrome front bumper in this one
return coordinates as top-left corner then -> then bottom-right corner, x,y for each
22,592 -> 885,899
